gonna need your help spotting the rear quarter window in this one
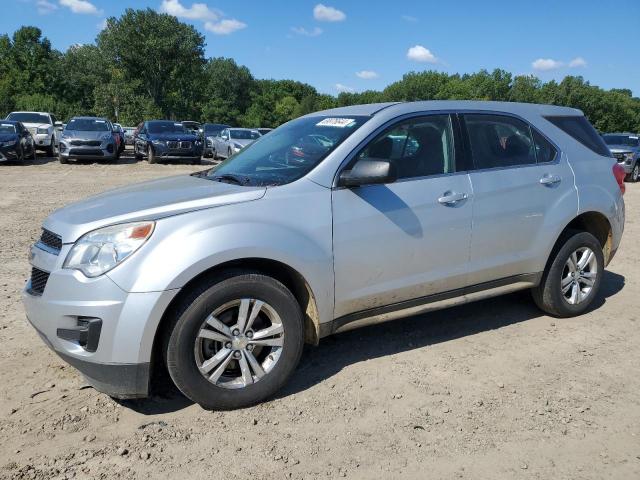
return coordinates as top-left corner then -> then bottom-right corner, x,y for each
545,116 -> 611,157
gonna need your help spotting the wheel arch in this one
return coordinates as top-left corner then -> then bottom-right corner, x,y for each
550,211 -> 613,267
150,257 -> 322,384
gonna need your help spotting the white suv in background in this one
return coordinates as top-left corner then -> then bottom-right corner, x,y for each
5,111 -> 61,157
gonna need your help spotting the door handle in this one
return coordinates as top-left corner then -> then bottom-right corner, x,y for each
438,191 -> 468,206
539,174 -> 561,186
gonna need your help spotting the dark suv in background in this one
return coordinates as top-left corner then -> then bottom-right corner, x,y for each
602,133 -> 640,182
134,120 -> 203,164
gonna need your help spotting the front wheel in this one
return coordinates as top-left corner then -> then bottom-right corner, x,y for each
532,231 -> 604,317
45,137 -> 56,157
627,163 -> 639,183
147,145 -> 157,164
166,272 -> 304,410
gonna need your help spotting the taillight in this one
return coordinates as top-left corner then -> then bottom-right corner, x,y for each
612,163 -> 626,195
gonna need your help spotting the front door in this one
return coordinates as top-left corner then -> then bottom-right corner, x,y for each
332,114 -> 474,318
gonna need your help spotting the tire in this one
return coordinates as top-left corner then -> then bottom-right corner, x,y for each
134,144 -> 143,160
627,163 -> 639,183
17,146 -> 24,162
58,155 -> 69,164
147,145 -> 157,164
212,148 -> 217,160
45,137 -> 56,157
165,271 -> 304,410
532,231 -> 604,317
227,148 -> 232,158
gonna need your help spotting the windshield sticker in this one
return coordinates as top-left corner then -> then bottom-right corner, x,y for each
316,118 -> 356,128
95,120 -> 106,123
631,136 -> 638,140
175,123 -> 183,127
0,123 -> 12,127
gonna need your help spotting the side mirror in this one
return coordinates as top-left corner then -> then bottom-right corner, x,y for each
339,158 -> 397,187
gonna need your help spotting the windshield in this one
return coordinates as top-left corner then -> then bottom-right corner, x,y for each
148,121 -> 186,134
603,134 -> 639,147
0,123 -> 16,134
230,129 -> 260,140
204,124 -> 228,135
205,115 -> 369,186
66,118 -> 110,131
6,112 -> 50,124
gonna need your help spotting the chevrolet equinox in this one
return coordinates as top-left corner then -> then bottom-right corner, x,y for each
23,101 -> 626,409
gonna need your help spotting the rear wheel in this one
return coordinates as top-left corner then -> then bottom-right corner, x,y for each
532,231 -> 604,317
165,271 -> 304,410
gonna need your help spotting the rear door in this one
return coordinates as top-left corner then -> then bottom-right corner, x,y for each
332,113 -> 474,318
461,113 -> 577,285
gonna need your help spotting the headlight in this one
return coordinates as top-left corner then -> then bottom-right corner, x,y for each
101,133 -> 112,141
2,139 -> 16,146
624,153 -> 635,161
233,143 -> 243,150
37,127 -> 49,134
152,139 -> 165,145
61,133 -> 71,140
63,221 -> 155,278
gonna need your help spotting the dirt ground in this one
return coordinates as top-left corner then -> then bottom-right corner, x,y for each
0,150 -> 638,480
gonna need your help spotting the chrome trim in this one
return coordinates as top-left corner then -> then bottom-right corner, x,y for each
34,240 -> 60,256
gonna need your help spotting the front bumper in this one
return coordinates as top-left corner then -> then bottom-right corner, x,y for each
0,145 -> 19,161
59,141 -> 117,160
33,133 -> 52,149
23,243 -> 178,398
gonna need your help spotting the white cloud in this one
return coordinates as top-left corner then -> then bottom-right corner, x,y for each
205,19 -> 247,35
406,45 -> 438,63
569,56 -> 587,68
356,70 -> 379,79
532,58 -> 564,71
291,26 -> 323,37
37,0 -> 58,14
314,4 -> 346,22
159,0 -> 219,21
401,15 -> 418,22
97,18 -> 107,30
59,0 -> 102,15
335,83 -> 355,93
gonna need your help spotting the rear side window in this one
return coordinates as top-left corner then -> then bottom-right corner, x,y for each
532,130 -> 557,163
545,116 -> 611,157
464,114 -> 537,169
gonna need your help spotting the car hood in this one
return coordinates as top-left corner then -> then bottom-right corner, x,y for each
21,122 -> 50,130
63,130 -> 110,141
608,145 -> 638,153
231,138 -> 255,147
0,134 -> 18,142
44,174 -> 267,243
149,133 -> 199,141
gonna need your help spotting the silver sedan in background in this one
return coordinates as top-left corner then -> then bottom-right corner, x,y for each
211,127 -> 261,159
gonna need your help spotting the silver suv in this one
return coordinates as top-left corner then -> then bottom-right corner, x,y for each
23,101 -> 626,409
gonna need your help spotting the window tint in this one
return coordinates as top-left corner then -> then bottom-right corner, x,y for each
545,116 -> 611,157
464,114 -> 536,169
532,129 -> 557,163
357,115 -> 455,179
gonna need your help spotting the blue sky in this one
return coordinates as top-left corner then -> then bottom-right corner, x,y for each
5,0 -> 640,96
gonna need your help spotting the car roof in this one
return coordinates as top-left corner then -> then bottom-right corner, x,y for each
310,100 -> 583,118
8,111 -> 51,115
230,128 -> 257,131
70,116 -> 110,121
603,132 -> 638,135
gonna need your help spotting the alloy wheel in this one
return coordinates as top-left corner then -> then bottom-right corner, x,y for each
194,298 -> 284,389
561,247 -> 598,305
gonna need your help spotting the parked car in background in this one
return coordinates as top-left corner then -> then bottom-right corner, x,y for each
58,116 -> 119,164
211,127 -> 260,159
134,120 -> 203,164
23,101 -> 625,409
202,123 -> 230,158
181,121 -> 202,136
5,111 -> 60,156
257,128 -> 272,136
123,127 -> 136,145
602,133 -> 640,182
112,123 -> 126,154
0,120 -> 36,162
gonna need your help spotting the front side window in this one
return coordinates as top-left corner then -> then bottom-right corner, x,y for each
464,114 -> 536,169
66,118 -> 110,132
532,129 -> 557,163
355,114 -> 455,179
204,115 -> 369,186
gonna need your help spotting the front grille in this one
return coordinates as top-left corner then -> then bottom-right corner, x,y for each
40,229 -> 62,252
167,141 -> 192,149
29,267 -> 50,296
69,148 -> 103,156
70,140 -> 101,147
